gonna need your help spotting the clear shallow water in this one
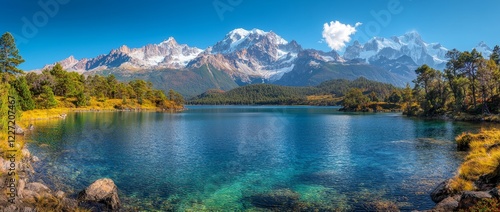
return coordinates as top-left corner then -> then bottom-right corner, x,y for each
26,106 -> 487,211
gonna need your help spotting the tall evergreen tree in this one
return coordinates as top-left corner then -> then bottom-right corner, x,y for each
11,76 -> 35,111
75,91 -> 89,107
39,85 -> 58,109
460,49 -> 483,109
492,45 -> 500,65
402,83 -> 414,115
0,32 -> 24,76
445,49 -> 467,112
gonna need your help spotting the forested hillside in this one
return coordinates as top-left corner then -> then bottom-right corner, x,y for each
189,77 -> 399,106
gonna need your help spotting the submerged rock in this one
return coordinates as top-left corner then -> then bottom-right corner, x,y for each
364,200 -> 400,212
78,178 -> 121,211
248,189 -> 300,210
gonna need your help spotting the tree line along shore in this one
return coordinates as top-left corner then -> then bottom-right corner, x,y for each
2,31 -> 500,210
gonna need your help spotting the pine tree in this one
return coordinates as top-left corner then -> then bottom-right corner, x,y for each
343,88 -> 369,110
402,83 -> 414,116
75,91 -> 89,107
388,91 -> 402,103
168,89 -> 175,101
11,76 -> 35,110
492,45 -> 500,65
0,32 -> 24,76
460,49 -> 483,109
40,85 -> 57,109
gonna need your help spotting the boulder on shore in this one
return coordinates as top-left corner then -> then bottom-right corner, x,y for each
457,191 -> 492,210
432,195 -> 460,212
78,178 -> 120,211
430,179 -> 455,203
14,124 -> 24,135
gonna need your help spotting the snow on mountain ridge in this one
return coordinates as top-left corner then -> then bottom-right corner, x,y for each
344,31 -> 448,70
202,28 -> 304,82
37,29 -> 492,86
475,41 -> 493,58
214,28 -> 288,54
119,37 -> 203,68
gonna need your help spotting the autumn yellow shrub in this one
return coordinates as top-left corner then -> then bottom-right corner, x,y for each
451,129 -> 500,192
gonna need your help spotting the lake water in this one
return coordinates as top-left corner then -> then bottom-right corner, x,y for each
26,106 -> 486,211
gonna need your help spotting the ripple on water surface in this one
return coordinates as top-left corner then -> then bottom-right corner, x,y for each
26,106 -> 487,210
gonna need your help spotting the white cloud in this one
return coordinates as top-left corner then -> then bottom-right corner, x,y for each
322,21 -> 362,51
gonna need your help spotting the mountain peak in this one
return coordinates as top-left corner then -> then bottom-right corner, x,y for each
213,28 -> 289,54
159,37 -> 178,46
226,28 -> 285,43
400,31 -> 423,44
475,41 -> 492,57
477,41 -> 489,48
66,55 -> 77,61
118,45 -> 130,53
404,30 -> 421,38
343,31 -> 448,69
60,55 -> 79,65
228,28 -> 266,37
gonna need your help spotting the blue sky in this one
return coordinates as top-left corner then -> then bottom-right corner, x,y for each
1,0 -> 499,70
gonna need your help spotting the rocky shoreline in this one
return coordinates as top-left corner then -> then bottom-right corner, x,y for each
426,131 -> 500,211
428,177 -> 500,211
0,128 -> 122,211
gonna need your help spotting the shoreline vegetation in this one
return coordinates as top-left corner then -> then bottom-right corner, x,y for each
0,32 -> 184,211
1,30 -> 500,210
430,129 -> 500,211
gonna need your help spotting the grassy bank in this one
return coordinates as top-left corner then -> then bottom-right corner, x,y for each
449,129 -> 500,192
17,97 -> 181,127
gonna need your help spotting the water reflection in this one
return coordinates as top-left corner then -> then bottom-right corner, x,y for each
25,106 -> 493,211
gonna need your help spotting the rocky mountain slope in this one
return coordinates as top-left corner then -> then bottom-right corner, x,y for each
35,29 -> 495,97
41,37 -> 202,72
343,31 -> 448,70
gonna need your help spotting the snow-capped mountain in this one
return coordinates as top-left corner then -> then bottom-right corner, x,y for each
39,29 -> 307,83
189,28 -> 303,83
35,28 -> 497,97
475,41 -> 493,58
344,31 -> 448,70
40,37 -> 202,72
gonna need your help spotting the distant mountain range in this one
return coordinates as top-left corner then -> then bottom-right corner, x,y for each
35,29 -> 495,97
344,31 -> 448,70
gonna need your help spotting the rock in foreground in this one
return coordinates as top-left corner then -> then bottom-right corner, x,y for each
78,178 -> 120,211
430,179 -> 455,203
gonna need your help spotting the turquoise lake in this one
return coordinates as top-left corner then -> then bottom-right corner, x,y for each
26,106 -> 487,211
